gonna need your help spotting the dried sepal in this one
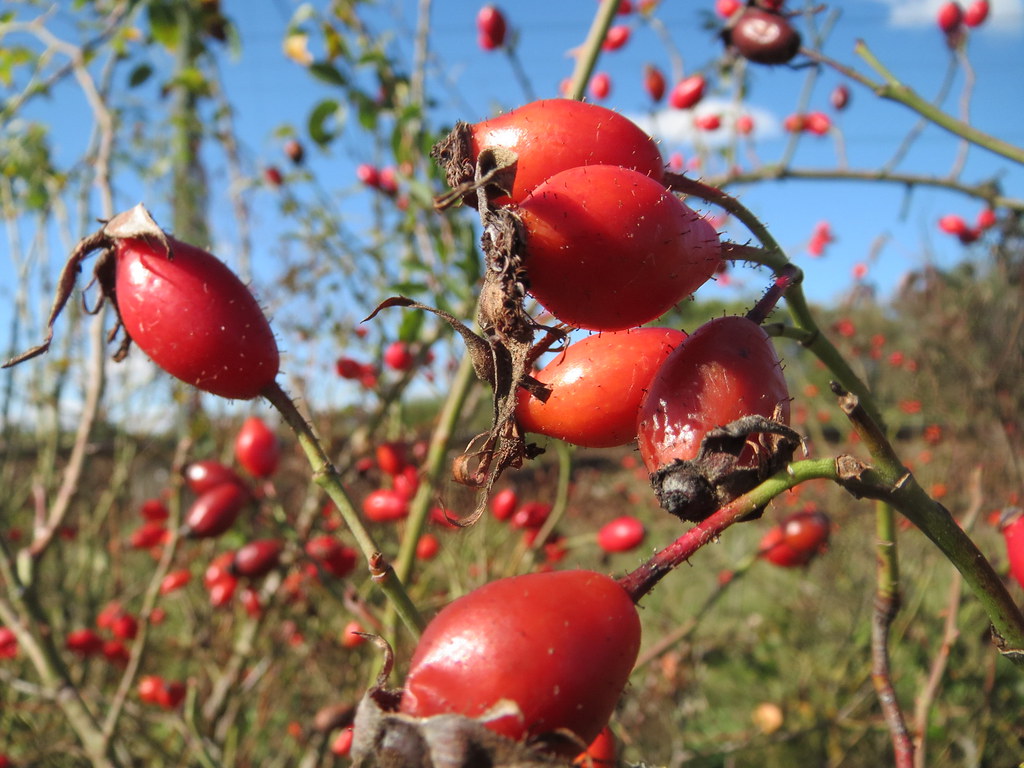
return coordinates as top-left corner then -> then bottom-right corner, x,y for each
650,408 -> 803,523
350,644 -> 566,768
366,151 -> 563,527
2,203 -> 170,369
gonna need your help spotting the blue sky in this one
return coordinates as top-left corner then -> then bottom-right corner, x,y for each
4,0 -> 1024,422
14,0 -> 1024,304
215,0 -> 1024,304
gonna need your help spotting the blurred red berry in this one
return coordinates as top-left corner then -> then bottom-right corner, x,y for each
602,25 -> 631,51
263,166 -> 283,187
669,74 -> 705,109
510,500 -> 551,530
234,416 -> 281,479
589,72 -> 612,100
183,482 -> 249,539
477,5 -> 507,50
643,64 -> 666,102
416,533 -> 441,560
283,138 -> 305,165
937,1 -> 964,32
110,613 -> 139,641
232,539 -> 284,579
362,488 -> 409,523
330,727 -> 355,757
383,340 -> 416,371
696,113 -> 721,131
938,214 -> 969,236
1000,508 -> 1024,590
963,0 -> 990,26
375,441 -> 407,476
491,488 -> 518,521
735,113 -> 754,134
0,627 -> 18,659
715,0 -> 742,18
66,628 -> 105,657
156,680 -> 186,710
102,640 -> 130,666
129,521 -> 168,549
138,675 -> 164,704
160,569 -> 192,595
760,509 -> 831,567
336,356 -> 365,379
597,516 -> 646,553
183,460 -> 245,496
830,83 -> 850,110
305,535 -> 357,578
356,163 -> 381,188
976,208 -> 997,230
804,111 -> 831,135
140,498 -> 169,522
783,113 -> 805,132
392,465 -> 420,499
340,619 -> 366,649
208,575 -> 238,607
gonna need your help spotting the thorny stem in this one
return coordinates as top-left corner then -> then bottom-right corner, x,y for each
871,500 -> 915,768
261,380 -> 424,636
745,264 -> 802,325
802,42 -> 1024,167
831,383 -> 1024,668
618,458 -> 839,601
565,0 -> 620,101
703,166 -> 1016,212
913,467 -> 982,768
671,172 -> 884,426
634,548 -> 759,670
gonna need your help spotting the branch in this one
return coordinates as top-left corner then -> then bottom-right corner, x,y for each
802,42 -> 1024,167
871,501 -> 914,768
830,383 -> 1024,667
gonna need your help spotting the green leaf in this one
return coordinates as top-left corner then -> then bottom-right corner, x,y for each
309,61 -> 347,88
147,1 -> 179,49
355,92 -> 379,131
398,307 -> 425,342
308,99 -> 345,147
172,67 -> 210,96
128,63 -> 154,88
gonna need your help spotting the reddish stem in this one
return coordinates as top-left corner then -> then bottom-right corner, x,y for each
617,489 -> 764,602
745,263 -> 802,325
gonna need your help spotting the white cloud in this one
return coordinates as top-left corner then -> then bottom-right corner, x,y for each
627,100 -> 782,149
872,0 -> 1023,31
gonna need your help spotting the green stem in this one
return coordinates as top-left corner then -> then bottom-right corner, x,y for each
394,351 -> 477,585
831,384 -> 1024,667
565,0 -> 620,101
872,501 -> 915,768
618,458 -> 839,601
802,43 -> 1024,167
670,171 -> 885,427
261,381 -> 424,636
703,166 -> 1014,212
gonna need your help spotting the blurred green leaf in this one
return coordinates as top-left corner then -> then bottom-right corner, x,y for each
309,61 -> 347,88
147,1 -> 179,49
308,98 -> 345,146
128,62 -> 154,88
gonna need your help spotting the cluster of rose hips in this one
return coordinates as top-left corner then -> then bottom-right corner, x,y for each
938,207 -> 997,244
937,0 -> 990,35
351,95 -> 808,763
